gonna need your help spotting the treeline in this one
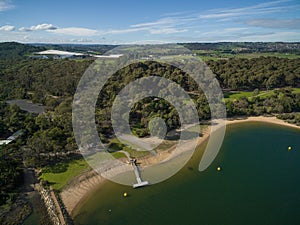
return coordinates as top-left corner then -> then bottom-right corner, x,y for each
1,57 -> 299,102
94,59 -> 300,138
0,42 -> 45,59
0,58 -> 93,102
225,88 -> 300,117
1,57 -> 299,142
207,57 -> 300,90
277,113 -> 300,126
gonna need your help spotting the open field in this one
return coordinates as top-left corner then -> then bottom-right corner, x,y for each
40,159 -> 90,190
224,88 -> 300,101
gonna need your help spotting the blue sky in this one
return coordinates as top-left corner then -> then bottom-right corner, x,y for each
0,0 -> 299,43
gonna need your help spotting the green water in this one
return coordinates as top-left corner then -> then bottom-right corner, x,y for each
73,122 -> 300,225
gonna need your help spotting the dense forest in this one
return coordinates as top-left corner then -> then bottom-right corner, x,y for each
0,42 -> 300,220
0,56 -> 299,158
0,58 -> 93,101
207,57 -> 300,90
0,102 -> 34,204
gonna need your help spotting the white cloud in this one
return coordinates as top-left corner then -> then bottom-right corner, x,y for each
109,16 -> 192,35
150,28 -> 188,34
1,0 -> 299,43
31,23 -> 57,31
102,27 -> 147,35
199,27 -> 248,37
224,27 -> 248,32
19,27 -> 30,32
0,0 -> 14,12
19,23 -> 57,31
105,0 -> 297,37
0,25 -> 15,31
245,18 -> 300,29
199,0 -> 296,20
238,31 -> 300,42
49,27 -> 98,36
131,18 -> 176,28
101,26 -> 188,35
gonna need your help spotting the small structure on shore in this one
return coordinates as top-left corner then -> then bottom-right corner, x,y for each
130,159 -> 149,188
0,130 -> 23,146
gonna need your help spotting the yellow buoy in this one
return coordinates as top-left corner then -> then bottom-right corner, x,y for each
217,166 -> 222,171
123,192 -> 128,197
288,146 -> 292,151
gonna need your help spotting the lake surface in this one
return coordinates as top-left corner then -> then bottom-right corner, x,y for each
74,122 -> 300,225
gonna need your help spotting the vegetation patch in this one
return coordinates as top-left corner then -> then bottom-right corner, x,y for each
40,159 -> 89,190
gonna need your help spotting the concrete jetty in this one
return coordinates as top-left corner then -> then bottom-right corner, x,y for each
130,159 -> 149,188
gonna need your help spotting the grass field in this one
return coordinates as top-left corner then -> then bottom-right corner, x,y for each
39,139 -> 151,190
40,159 -> 90,190
109,138 -> 150,158
224,88 -> 300,101
293,88 -> 300,94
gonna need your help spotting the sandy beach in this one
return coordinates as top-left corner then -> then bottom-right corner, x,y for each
61,116 -> 300,216
226,116 -> 300,130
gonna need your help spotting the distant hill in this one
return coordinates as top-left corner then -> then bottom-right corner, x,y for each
0,42 -> 46,59
180,42 -> 300,53
32,43 -> 117,55
2,42 -> 300,60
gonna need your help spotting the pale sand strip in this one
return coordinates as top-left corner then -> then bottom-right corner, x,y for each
61,116 -> 299,216
61,170 -> 105,216
226,116 -> 300,130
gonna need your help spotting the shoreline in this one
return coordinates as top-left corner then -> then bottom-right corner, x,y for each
226,116 -> 300,130
60,170 -> 107,217
61,116 -> 300,216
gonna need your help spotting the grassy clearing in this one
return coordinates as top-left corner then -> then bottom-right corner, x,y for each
292,88 -> 300,94
111,151 -> 127,159
223,88 -> 300,101
109,138 -> 150,158
184,124 -> 208,133
40,159 -> 90,190
123,146 -> 150,158
224,91 -> 254,100
256,90 -> 276,99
